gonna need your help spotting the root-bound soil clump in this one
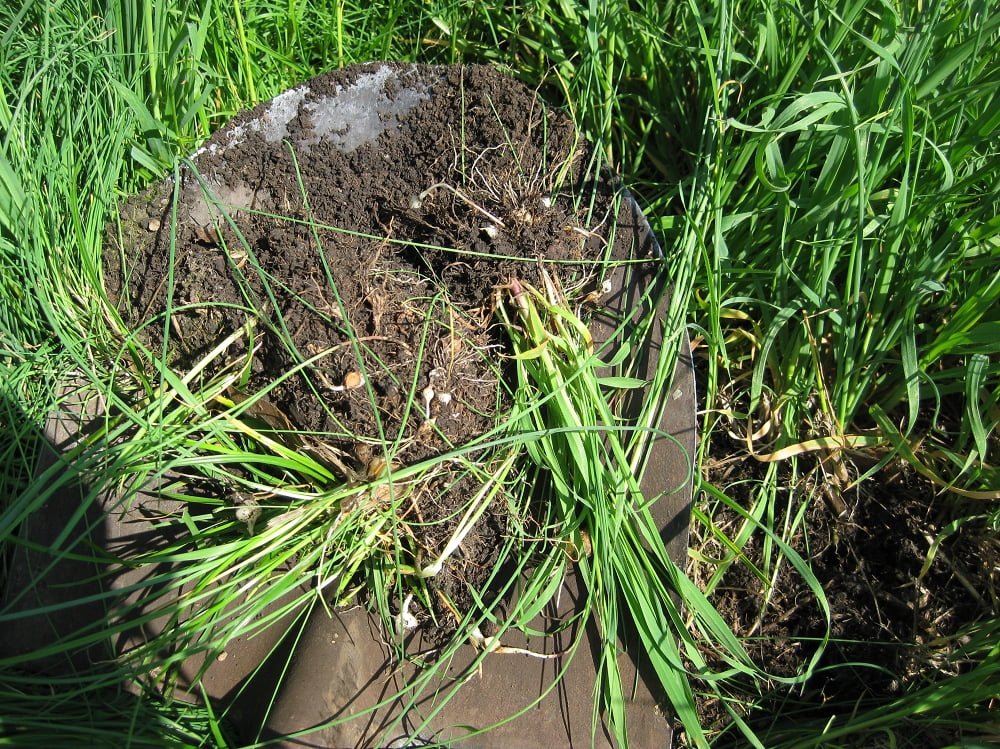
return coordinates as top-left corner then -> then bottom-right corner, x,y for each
104,63 -> 656,630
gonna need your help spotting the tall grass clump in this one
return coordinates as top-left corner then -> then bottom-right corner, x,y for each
701,2 -> 999,494
458,0 -> 999,743
669,1 -> 999,745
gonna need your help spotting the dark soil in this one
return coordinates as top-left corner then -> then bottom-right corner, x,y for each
693,401 -> 999,740
103,63 -> 654,633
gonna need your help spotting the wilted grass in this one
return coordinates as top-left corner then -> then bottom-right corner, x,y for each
1,0 -> 997,746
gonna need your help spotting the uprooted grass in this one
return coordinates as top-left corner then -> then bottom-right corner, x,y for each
1,202 -> 694,748
3,41 -> 704,743
497,270 -> 824,748
1,0 -> 997,746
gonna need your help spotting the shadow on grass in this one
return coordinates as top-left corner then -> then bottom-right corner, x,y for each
0,384 -> 238,744
0,382 -> 111,676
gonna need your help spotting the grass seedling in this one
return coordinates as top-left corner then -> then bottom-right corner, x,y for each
411,182 -> 507,229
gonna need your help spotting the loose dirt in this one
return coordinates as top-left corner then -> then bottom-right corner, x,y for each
694,408 -> 998,738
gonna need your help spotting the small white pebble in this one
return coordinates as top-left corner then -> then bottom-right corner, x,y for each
539,196 -> 553,209
436,391 -> 452,406
408,195 -> 423,211
483,224 -> 499,239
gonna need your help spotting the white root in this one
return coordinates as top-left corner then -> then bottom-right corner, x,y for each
421,385 -> 435,420
235,498 -> 261,535
394,593 -> 418,638
468,626 -> 562,659
418,182 -> 506,228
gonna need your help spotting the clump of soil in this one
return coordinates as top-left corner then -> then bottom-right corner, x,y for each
103,63 -> 655,631
693,418 -> 999,738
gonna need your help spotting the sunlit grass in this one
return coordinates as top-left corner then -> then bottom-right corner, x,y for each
1,0 -> 997,746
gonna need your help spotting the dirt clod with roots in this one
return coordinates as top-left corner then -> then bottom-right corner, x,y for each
104,63 -> 648,631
